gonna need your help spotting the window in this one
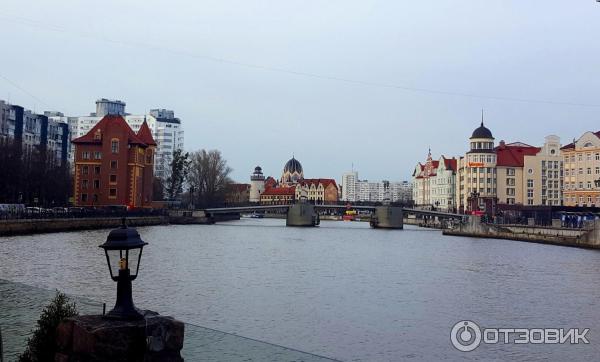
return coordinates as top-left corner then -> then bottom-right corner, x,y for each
81,194 -> 88,202
82,180 -> 88,189
94,180 -> 100,189
527,190 -> 534,198
527,179 -> 534,188
94,166 -> 100,175
110,174 -> 117,183
578,154 -> 583,161
146,150 -> 153,164
109,188 -> 117,198
110,160 -> 117,169
82,151 -> 90,160
587,168 -> 592,175
579,168 -> 583,175
596,153 -> 600,161
507,168 -> 515,176
82,166 -> 89,175
93,194 -> 98,202
588,154 -> 592,161
111,139 -> 119,153
94,151 -> 102,159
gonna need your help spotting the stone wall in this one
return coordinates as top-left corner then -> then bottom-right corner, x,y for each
55,311 -> 184,362
0,216 -> 167,236
444,216 -> 600,249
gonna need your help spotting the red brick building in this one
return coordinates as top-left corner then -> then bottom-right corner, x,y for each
72,115 -> 156,208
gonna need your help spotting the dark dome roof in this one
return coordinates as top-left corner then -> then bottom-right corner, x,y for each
471,122 -> 493,139
284,157 -> 303,174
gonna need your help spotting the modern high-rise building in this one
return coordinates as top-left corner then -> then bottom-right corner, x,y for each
341,171 -> 358,201
341,171 -> 412,204
94,98 -> 126,117
126,110 -> 184,179
0,100 -> 70,165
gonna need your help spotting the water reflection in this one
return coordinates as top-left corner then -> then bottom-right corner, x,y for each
1,219 -> 600,361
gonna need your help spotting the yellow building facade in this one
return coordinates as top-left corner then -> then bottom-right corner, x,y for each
562,131 -> 600,207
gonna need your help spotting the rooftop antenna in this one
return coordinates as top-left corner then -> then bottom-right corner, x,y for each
481,108 -> 484,126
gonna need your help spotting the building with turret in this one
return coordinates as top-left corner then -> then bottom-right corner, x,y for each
249,166 -> 266,203
72,115 -> 156,208
258,157 -> 338,205
456,121 -> 498,214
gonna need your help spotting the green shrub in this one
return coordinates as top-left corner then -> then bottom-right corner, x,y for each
18,291 -> 78,362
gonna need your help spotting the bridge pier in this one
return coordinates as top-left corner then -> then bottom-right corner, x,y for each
370,206 -> 403,229
286,203 -> 320,227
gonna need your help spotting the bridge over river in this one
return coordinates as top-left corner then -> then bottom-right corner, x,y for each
204,204 -> 465,229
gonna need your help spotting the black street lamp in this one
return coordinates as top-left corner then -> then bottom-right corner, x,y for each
189,185 -> 195,210
99,219 -> 148,320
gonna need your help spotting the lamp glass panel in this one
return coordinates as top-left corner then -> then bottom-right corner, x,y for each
106,249 -> 124,277
128,248 -> 142,277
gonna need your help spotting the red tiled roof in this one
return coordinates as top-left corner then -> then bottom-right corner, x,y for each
495,143 -> 540,167
264,177 -> 277,188
298,178 -> 338,189
72,115 -> 148,146
137,120 -> 157,146
443,157 -> 458,171
261,186 -> 296,196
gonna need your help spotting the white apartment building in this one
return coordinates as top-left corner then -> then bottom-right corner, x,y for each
341,171 -> 412,203
341,172 -> 358,201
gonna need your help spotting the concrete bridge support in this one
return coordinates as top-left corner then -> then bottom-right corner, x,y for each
286,203 -> 320,227
370,206 -> 403,229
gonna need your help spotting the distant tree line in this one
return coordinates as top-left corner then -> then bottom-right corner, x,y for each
159,148 -> 232,208
0,139 -> 71,206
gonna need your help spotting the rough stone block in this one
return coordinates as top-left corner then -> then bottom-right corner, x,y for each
55,311 -> 184,362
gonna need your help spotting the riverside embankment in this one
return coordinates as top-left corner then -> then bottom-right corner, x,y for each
0,216 -> 168,236
444,216 -> 600,249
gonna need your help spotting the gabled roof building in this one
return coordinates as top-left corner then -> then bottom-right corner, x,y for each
72,115 -> 156,208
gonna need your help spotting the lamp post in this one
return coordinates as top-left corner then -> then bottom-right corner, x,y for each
99,219 -> 148,320
189,186 -> 195,210
469,191 -> 480,213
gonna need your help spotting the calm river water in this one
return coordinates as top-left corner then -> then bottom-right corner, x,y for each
1,219 -> 600,361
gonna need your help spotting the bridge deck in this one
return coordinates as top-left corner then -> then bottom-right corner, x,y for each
204,205 -> 464,219
205,205 -> 290,214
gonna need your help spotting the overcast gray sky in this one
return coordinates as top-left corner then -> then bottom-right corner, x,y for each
1,1 -> 599,182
